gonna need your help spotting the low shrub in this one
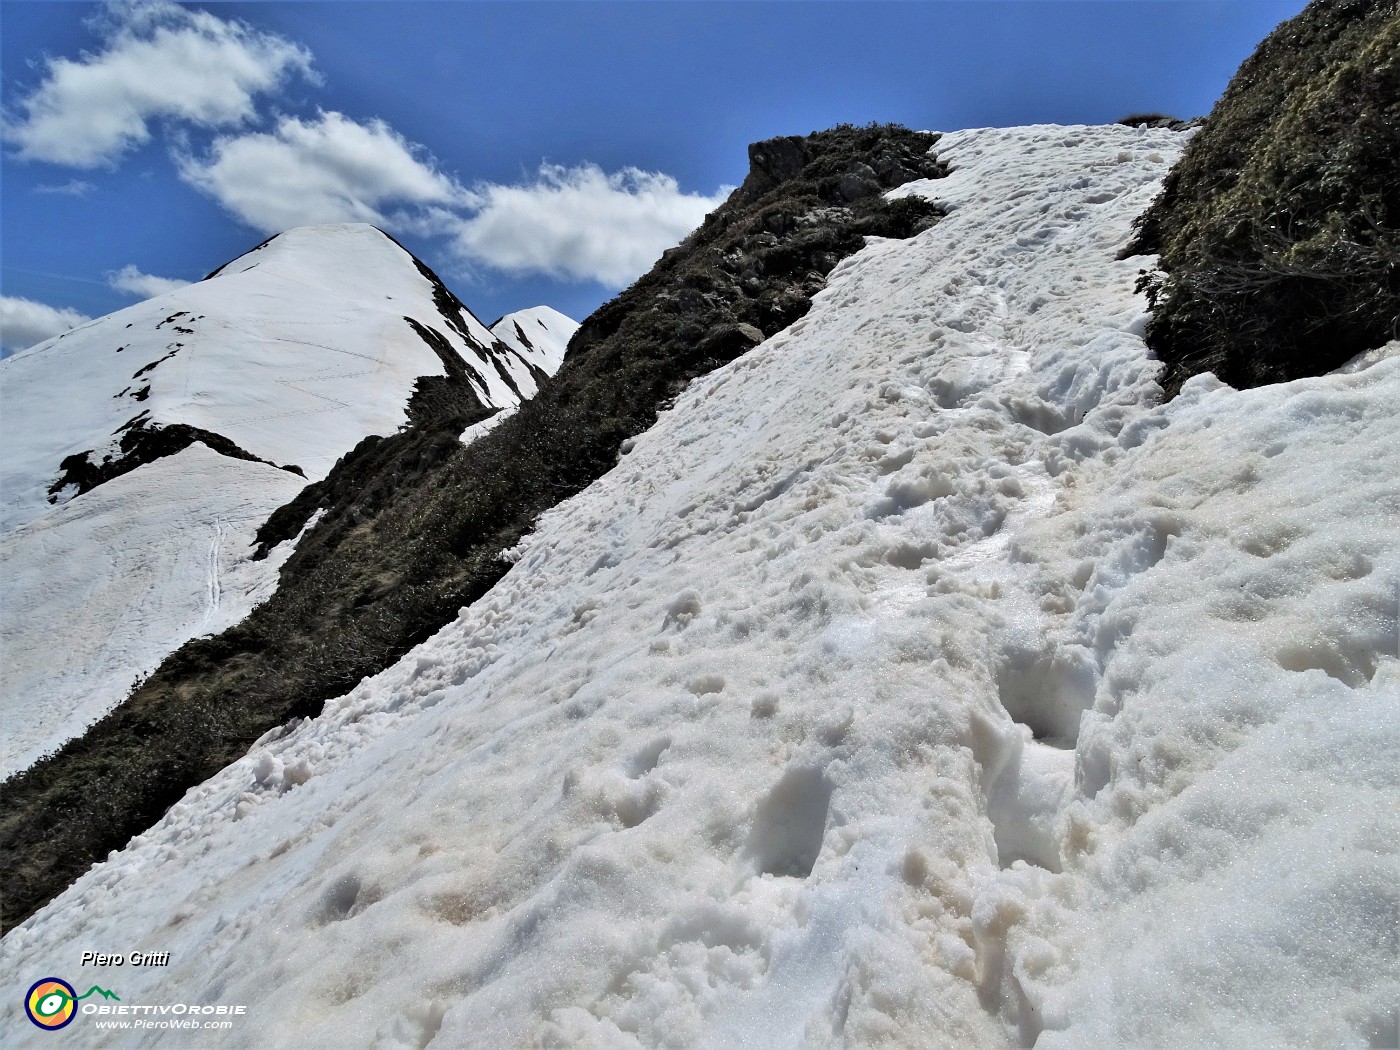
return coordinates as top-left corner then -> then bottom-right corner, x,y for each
1127,0 -> 1400,396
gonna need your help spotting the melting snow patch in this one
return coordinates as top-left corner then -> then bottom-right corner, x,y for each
3,128 -> 1397,1050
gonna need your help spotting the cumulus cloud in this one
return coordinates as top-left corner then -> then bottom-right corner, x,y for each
0,296 -> 92,354
179,109 -> 728,288
176,110 -> 469,232
3,0 -> 313,168
451,164 -> 731,286
107,265 -> 190,299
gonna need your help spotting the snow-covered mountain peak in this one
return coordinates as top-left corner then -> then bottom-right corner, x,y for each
0,224 -> 565,534
0,223 -> 576,775
489,305 -> 578,387
204,222 -> 413,281
202,224 -> 504,353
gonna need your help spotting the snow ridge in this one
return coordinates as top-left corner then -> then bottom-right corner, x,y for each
0,224 -> 544,533
0,223 -> 573,776
2,127 -> 1396,1049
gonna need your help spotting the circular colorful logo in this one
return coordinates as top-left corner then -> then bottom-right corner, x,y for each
25,978 -> 77,1030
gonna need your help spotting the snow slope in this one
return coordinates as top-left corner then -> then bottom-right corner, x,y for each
0,447 -> 308,777
3,126 -> 1396,1049
0,224 -> 573,775
490,306 -> 578,398
0,224 -> 552,534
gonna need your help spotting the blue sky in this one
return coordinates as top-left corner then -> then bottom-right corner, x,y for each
2,0 -> 1306,353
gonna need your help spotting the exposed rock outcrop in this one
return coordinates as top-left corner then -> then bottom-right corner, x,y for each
1128,0 -> 1400,395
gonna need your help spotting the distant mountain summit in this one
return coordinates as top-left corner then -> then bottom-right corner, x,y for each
0,223 -> 574,775
2,223 -> 563,533
489,306 -> 576,388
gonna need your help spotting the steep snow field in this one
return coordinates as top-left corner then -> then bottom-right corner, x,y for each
0,224 -> 571,775
0,447 -> 306,777
3,125 -> 1396,1048
0,224 -> 533,533
489,306 -> 577,396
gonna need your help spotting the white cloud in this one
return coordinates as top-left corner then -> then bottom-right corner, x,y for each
179,108 -> 728,288
34,179 -> 95,197
107,265 -> 190,299
452,164 -> 731,286
177,110 -> 469,232
3,0 -> 313,168
0,296 -> 92,354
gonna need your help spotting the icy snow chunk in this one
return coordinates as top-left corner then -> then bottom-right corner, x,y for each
750,693 -> 780,719
663,588 -> 703,629
686,673 -> 726,695
251,750 -> 282,787
868,469 -> 954,518
281,757 -> 313,788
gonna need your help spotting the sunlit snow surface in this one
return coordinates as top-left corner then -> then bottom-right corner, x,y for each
0,448 -> 306,777
490,305 -> 578,396
4,126 -> 1396,1048
1,224 -> 548,533
0,224 -> 568,775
